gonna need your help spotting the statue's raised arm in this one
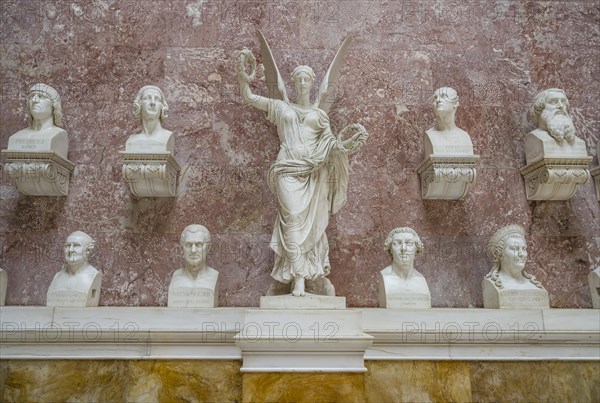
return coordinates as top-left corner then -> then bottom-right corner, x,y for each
237,30 -> 288,112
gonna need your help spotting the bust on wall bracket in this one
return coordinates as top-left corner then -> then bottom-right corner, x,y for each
417,87 -> 479,200
1,84 -> 75,196
520,88 -> 591,200
590,142 -> 600,201
120,85 -> 180,197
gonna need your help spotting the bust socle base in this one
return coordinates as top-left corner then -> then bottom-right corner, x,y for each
0,269 -> 7,306
482,277 -> 549,309
378,271 -> 431,309
589,268 -> 600,309
47,271 -> 102,307
168,269 -> 219,308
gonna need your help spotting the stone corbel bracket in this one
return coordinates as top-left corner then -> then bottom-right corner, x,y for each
417,155 -> 480,200
520,156 -> 592,200
120,152 -> 181,197
1,150 -> 75,196
591,164 -> 600,201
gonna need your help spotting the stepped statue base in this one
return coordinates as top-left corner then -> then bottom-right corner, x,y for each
418,155 -> 479,199
482,278 -> 549,309
2,151 -> 75,196
120,152 -> 180,197
0,269 -> 6,306
260,293 -> 346,310
589,268 -> 600,309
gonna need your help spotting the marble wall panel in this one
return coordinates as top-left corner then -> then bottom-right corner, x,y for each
1,0 -> 599,307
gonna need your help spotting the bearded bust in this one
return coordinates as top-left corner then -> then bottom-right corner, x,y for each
525,88 -> 588,163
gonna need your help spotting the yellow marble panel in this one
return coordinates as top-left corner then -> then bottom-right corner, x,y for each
242,372 -> 366,403
365,361 -> 472,403
127,360 -> 242,403
1,360 -> 128,402
470,361 -> 600,403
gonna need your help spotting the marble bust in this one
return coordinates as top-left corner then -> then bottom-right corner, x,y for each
424,87 -> 473,156
125,85 -> 174,154
378,227 -> 431,309
521,88 -> 591,200
47,231 -> 102,307
0,268 -> 6,306
168,225 -> 219,308
417,87 -> 479,199
6,83 -> 68,159
483,225 -> 549,309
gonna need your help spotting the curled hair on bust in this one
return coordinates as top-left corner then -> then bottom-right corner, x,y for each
384,227 -> 424,258
28,83 -> 63,127
291,65 -> 316,82
66,231 -> 95,259
433,86 -> 459,104
133,85 -> 169,123
180,224 -> 211,246
484,225 -> 543,289
530,88 -> 569,127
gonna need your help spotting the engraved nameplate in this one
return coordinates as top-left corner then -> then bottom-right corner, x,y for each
497,289 -> 550,309
46,290 -> 89,307
168,287 -> 215,308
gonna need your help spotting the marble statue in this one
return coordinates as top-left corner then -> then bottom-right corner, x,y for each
47,231 -> 102,307
121,85 -> 180,197
417,87 -> 479,199
2,83 -> 75,195
483,225 -> 549,309
589,267 -> 600,309
0,268 -> 6,306
125,85 -> 174,153
168,225 -> 219,307
378,228 -> 431,308
521,88 -> 591,200
237,31 -> 368,298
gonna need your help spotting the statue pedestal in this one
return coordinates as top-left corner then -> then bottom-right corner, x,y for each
235,309 -> 372,372
120,152 -> 180,197
482,278 -> 549,309
260,293 -> 346,309
521,131 -> 591,200
417,155 -> 479,199
589,268 -> 600,309
2,151 -> 75,196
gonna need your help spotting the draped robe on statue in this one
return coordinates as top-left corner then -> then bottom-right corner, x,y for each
266,100 -> 349,284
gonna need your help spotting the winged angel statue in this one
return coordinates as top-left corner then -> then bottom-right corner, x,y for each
237,31 -> 368,297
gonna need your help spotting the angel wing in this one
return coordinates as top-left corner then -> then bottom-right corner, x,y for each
257,30 -> 288,102
315,36 -> 353,113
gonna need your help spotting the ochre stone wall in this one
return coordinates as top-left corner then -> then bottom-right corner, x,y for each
1,1 -> 599,308
2,360 -> 599,402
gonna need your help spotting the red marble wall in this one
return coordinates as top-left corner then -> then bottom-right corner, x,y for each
1,1 -> 598,307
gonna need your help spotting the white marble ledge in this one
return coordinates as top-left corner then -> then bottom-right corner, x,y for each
0,307 -> 598,361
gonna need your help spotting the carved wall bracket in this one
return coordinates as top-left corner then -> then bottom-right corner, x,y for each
520,157 -> 592,200
417,155 -> 480,199
120,152 -> 180,197
591,165 -> 600,201
1,151 -> 75,196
